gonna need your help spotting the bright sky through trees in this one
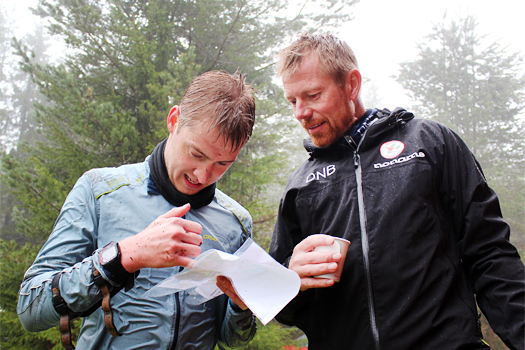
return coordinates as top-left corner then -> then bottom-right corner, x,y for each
8,0 -> 525,114
339,0 -> 525,112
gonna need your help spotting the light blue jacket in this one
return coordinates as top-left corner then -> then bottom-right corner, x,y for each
17,158 -> 256,349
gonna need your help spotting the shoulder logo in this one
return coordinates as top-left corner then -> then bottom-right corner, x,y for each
380,140 -> 405,159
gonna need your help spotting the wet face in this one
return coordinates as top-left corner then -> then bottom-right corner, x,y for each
164,109 -> 242,195
283,55 -> 359,148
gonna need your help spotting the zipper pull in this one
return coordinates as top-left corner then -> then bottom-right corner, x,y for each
344,135 -> 358,151
353,152 -> 360,168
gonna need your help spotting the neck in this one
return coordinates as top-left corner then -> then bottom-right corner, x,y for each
354,98 -> 367,119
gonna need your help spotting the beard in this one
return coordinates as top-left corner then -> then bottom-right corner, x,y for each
306,94 -> 355,148
308,128 -> 340,148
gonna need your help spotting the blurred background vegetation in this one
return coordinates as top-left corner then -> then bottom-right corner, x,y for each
1,1 -> 523,349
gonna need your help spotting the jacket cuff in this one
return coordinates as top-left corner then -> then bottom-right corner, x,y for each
228,298 -> 247,313
221,299 -> 257,348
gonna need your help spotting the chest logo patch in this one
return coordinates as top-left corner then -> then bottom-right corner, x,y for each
306,164 -> 336,183
380,140 -> 405,159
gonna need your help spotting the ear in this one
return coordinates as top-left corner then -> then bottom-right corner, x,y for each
345,69 -> 362,101
167,106 -> 180,134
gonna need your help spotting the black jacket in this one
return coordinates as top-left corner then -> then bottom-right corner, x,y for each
269,108 -> 525,350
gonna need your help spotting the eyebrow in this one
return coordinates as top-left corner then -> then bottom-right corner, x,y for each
191,145 -> 208,159
285,84 -> 323,98
191,144 -> 237,164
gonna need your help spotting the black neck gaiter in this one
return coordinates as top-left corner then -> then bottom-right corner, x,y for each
148,139 -> 216,209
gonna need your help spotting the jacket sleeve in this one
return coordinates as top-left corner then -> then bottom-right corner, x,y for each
436,125 -> 525,349
17,173 -> 106,332
217,300 -> 257,349
269,187 -> 316,327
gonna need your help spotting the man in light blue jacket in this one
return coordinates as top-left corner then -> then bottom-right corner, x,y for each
17,70 -> 257,349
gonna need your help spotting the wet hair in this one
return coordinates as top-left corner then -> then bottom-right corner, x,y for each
178,70 -> 256,152
276,32 -> 359,86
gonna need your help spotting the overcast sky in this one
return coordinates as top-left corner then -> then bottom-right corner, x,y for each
7,0 -> 525,112
338,0 -> 525,109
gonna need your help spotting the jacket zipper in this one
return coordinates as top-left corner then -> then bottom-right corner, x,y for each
346,122 -> 381,350
169,293 -> 181,350
169,267 -> 183,350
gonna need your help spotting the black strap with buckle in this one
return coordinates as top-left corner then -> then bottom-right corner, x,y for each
51,267 -> 139,349
52,272 -> 75,350
92,267 -> 121,336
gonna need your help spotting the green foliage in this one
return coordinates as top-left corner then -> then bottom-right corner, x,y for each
0,0 -> 360,347
214,320 -> 305,350
396,15 -> 525,159
0,240 -> 60,349
243,320 -> 305,350
0,6 -> 13,150
2,149 -> 72,242
2,0 -> 355,243
1,8 -> 51,245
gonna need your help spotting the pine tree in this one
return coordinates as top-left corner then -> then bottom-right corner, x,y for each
3,0 -> 358,243
0,0 -> 358,347
396,14 -> 525,251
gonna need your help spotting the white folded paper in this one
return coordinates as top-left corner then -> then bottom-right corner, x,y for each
144,239 -> 300,325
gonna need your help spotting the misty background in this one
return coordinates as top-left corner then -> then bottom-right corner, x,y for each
1,0 -> 523,349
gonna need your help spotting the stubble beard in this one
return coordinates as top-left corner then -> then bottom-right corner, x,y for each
308,95 -> 355,148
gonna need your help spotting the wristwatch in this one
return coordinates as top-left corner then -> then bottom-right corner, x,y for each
93,242 -> 127,337
97,241 -> 130,284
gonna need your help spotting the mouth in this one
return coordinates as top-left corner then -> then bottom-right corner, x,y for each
306,122 -> 324,134
184,174 -> 201,188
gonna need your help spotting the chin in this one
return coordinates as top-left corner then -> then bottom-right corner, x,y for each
183,187 -> 200,196
174,182 -> 197,196
311,137 -> 333,148
311,130 -> 342,147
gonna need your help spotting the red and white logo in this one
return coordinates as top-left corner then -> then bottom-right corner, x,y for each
380,140 -> 405,159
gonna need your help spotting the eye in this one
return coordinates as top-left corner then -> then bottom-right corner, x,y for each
309,93 -> 319,99
191,152 -> 203,159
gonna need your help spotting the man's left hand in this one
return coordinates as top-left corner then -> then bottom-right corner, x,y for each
216,276 -> 248,311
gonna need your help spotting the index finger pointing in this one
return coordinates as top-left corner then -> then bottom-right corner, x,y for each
163,204 -> 191,219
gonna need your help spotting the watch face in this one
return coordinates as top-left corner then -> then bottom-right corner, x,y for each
100,243 -> 118,265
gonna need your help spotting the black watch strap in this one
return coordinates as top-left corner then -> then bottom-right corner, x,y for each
52,273 -> 69,315
98,242 -> 132,285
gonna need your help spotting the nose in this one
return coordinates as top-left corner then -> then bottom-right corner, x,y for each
194,163 -> 213,184
294,100 -> 312,121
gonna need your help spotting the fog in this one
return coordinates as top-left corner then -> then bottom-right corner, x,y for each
6,0 -> 525,113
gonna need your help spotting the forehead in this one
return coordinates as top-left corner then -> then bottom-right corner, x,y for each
282,56 -> 335,97
178,120 -> 240,158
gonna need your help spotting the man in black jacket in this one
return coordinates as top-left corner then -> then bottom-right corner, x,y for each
269,32 -> 525,350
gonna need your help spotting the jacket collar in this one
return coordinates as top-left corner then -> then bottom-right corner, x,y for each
304,108 -> 414,158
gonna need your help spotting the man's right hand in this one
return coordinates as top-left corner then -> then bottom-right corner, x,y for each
288,234 -> 342,291
119,204 -> 203,272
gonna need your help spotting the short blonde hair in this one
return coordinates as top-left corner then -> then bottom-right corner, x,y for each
276,33 -> 358,86
178,70 -> 256,152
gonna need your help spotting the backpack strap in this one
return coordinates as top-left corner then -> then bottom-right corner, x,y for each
51,269 -> 139,347
92,267 -> 121,336
52,272 -> 76,350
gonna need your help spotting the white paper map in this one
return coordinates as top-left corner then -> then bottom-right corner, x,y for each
144,239 -> 300,325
